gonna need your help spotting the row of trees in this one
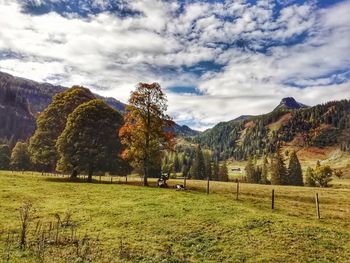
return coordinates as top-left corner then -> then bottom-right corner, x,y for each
245,150 -> 338,187
2,83 -> 175,186
162,145 -> 229,182
245,151 -> 303,186
0,142 -> 31,171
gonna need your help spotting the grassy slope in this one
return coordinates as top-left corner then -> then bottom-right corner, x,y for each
0,172 -> 350,262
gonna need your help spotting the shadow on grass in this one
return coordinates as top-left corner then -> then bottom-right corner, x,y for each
43,175 -> 160,187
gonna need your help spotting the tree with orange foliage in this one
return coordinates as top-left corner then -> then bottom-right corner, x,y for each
119,83 -> 175,186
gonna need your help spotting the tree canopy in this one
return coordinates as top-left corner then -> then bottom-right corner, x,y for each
29,86 -> 95,171
56,99 -> 129,181
119,83 -> 175,186
11,142 -> 31,171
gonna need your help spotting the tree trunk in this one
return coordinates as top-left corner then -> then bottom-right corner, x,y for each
143,94 -> 151,187
143,164 -> 149,186
70,169 -> 78,179
87,168 -> 93,182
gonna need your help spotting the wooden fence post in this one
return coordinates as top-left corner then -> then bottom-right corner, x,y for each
206,177 -> 210,195
315,193 -> 320,219
236,181 -> 240,200
99,175 -> 101,182
184,177 -> 187,189
110,176 -> 113,183
271,189 -> 275,209
126,176 -> 127,183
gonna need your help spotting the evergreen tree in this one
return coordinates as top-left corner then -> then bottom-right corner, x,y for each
11,142 -> 31,171
287,151 -> 303,186
212,160 -> 219,181
260,156 -> 269,184
219,161 -> 229,182
270,150 -> 287,185
173,153 -> 180,173
0,144 -> 11,170
56,100 -> 130,181
206,161 -> 213,180
191,145 -> 206,180
245,158 -> 258,183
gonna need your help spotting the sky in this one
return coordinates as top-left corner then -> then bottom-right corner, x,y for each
0,0 -> 349,130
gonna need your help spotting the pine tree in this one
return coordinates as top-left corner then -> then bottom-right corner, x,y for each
260,156 -> 269,184
219,161 -> 229,182
191,145 -> 206,180
173,153 -> 180,173
212,160 -> 219,181
206,161 -> 213,180
270,150 -> 287,185
287,151 -> 303,186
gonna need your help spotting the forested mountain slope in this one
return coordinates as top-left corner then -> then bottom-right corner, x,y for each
195,98 -> 350,161
0,71 -> 198,144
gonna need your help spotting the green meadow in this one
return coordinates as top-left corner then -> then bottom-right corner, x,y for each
1,171 -> 350,262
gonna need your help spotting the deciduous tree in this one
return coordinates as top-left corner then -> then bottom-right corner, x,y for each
314,165 -> 333,187
29,87 -> 95,171
305,167 -> 316,187
11,142 -> 31,171
56,100 -> 129,181
119,83 -> 175,186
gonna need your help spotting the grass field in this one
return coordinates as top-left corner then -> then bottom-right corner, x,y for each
1,171 -> 350,262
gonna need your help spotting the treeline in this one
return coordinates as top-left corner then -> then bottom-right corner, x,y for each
195,100 -> 350,161
162,145 -> 229,181
0,142 -> 31,171
1,83 -> 177,186
244,150 -> 338,187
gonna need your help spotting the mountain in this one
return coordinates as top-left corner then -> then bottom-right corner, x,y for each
233,115 -> 253,122
195,98 -> 350,160
274,97 -> 308,111
172,124 -> 199,137
0,71 -> 198,143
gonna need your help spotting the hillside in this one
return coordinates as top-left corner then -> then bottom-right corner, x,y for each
0,71 -> 198,143
195,98 -> 350,161
0,81 -> 35,145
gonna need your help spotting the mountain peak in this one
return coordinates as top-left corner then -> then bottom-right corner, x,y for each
275,97 -> 308,110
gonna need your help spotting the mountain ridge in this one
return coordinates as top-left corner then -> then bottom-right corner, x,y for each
194,98 -> 350,160
0,71 -> 198,142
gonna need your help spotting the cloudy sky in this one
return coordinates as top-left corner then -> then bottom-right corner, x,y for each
0,0 -> 349,130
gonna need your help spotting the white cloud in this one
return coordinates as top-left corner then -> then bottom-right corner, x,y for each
0,0 -> 349,130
